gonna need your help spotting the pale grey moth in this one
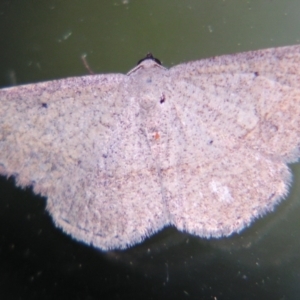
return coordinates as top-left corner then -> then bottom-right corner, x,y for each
1,45 -> 300,250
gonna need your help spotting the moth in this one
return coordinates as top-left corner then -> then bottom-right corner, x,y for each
1,46 -> 300,250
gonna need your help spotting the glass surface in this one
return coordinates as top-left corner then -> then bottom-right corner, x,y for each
1,0 -> 300,299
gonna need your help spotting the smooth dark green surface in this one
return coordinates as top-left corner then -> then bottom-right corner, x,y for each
1,1 -> 300,299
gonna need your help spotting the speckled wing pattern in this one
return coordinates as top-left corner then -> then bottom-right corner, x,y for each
166,46 -> 300,237
0,45 -> 300,250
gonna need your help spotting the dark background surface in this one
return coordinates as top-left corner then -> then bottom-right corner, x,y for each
1,1 -> 300,299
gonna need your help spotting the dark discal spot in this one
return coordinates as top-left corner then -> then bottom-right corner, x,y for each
254,71 -> 259,77
208,140 -> 213,145
160,94 -> 166,104
42,103 -> 48,108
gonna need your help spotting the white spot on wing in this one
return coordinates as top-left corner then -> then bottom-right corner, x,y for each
209,181 -> 234,203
